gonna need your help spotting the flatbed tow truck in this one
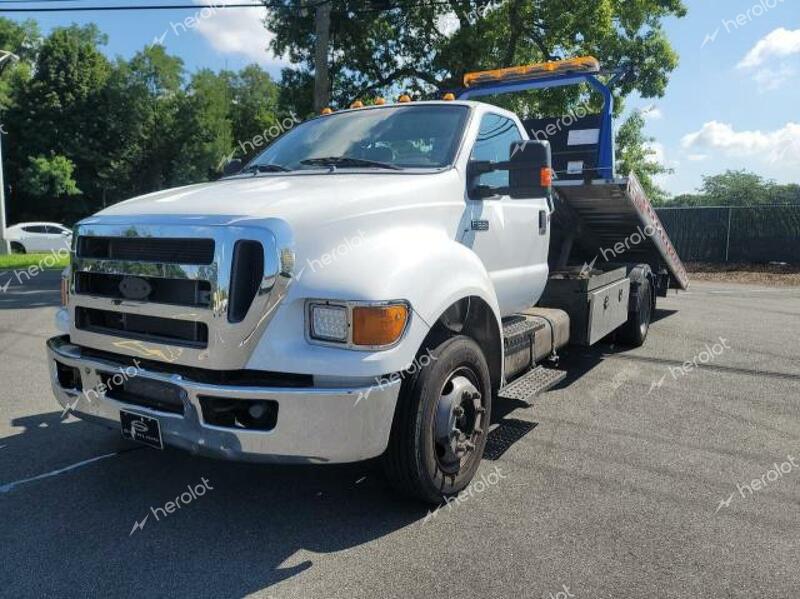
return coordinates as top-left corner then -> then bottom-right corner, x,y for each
47,57 -> 687,502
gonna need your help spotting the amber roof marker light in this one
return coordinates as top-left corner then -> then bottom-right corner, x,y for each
463,56 -> 601,88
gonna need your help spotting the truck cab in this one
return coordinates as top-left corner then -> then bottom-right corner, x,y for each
47,58 -> 687,503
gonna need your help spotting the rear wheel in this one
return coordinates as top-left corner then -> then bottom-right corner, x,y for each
618,266 -> 654,347
382,335 -> 492,503
10,242 -> 25,254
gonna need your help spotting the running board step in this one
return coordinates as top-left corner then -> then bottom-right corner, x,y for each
498,366 -> 566,402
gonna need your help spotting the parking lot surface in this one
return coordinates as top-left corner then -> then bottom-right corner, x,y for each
1,271 -> 799,598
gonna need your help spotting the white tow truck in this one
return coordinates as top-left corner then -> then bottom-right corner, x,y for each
48,57 -> 687,502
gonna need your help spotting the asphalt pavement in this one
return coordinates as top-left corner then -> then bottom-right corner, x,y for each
1,270 -> 799,598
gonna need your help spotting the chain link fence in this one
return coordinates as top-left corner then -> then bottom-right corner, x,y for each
656,206 -> 800,264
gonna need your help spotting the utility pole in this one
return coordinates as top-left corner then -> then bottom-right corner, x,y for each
312,0 -> 331,113
0,50 -> 19,255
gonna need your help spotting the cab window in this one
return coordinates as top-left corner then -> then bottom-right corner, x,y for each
470,113 -> 523,189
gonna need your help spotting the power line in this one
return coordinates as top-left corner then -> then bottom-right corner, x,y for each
0,0 -> 455,10
0,3 -> 266,10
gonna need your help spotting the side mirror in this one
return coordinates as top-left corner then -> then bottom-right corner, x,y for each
507,140 -> 552,199
223,158 -> 243,177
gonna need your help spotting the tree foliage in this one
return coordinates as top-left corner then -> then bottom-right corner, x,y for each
615,110 -> 671,204
670,171 -> 800,207
20,155 -> 81,198
0,18 -> 284,224
267,0 -> 687,117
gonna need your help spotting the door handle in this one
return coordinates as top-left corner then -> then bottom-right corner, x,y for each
538,210 -> 547,234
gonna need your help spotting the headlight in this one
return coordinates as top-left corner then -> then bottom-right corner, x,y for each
309,303 -> 349,342
307,301 -> 409,349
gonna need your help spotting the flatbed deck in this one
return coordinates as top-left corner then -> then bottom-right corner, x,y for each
553,173 -> 689,290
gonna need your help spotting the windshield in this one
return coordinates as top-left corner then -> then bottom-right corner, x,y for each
245,104 -> 469,171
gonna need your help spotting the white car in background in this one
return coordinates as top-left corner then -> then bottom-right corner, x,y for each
5,222 -> 72,253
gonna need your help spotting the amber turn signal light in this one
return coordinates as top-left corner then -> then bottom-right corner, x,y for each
60,275 -> 69,307
352,304 -> 408,346
540,167 -> 553,187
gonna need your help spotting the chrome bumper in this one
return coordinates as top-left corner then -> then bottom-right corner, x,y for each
47,336 -> 400,464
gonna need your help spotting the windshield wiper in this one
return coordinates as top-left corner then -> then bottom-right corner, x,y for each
300,156 -> 403,171
241,163 -> 292,174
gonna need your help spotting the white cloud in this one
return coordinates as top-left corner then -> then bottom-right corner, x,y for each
738,28 -> 800,69
682,121 -> 800,165
687,154 -> 709,162
751,64 -> 796,92
190,0 -> 287,68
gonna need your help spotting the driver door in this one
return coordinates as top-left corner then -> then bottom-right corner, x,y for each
460,113 -> 550,315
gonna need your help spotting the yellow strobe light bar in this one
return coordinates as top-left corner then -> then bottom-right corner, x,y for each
463,56 -> 600,88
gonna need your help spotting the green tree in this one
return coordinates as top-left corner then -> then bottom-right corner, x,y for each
8,23 -> 111,214
669,170 -> 800,207
98,46 -> 186,198
20,155 -> 81,197
226,64 -> 281,153
267,0 -> 687,116
170,69 -> 233,184
0,18 -> 41,109
615,110 -> 671,204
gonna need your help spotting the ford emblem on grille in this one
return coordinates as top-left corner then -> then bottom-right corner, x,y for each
119,277 -> 152,301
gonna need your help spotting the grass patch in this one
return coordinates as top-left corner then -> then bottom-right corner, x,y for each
0,252 -> 70,270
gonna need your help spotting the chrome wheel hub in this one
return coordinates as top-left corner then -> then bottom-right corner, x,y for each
434,371 -> 485,472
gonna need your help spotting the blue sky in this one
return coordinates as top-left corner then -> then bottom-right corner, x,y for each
4,0 -> 799,196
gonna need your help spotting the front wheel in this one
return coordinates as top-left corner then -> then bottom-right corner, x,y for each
382,335 -> 492,503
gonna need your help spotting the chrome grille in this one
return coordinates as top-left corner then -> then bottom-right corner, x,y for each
69,222 -> 294,370
77,236 -> 214,264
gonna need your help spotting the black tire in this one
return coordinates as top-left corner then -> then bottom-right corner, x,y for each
382,335 -> 492,504
618,267 -> 654,347
10,242 -> 25,254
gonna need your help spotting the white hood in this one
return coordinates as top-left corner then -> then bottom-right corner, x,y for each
93,170 -> 462,230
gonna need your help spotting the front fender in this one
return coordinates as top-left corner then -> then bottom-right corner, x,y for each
245,226 -> 503,379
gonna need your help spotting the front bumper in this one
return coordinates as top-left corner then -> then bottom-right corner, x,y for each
47,336 -> 401,464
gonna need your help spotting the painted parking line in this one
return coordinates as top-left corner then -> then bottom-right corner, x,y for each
0,449 -> 140,494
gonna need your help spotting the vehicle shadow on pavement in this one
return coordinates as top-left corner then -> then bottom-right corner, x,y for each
0,411 -> 429,597
550,307 -> 680,389
0,269 -> 62,310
